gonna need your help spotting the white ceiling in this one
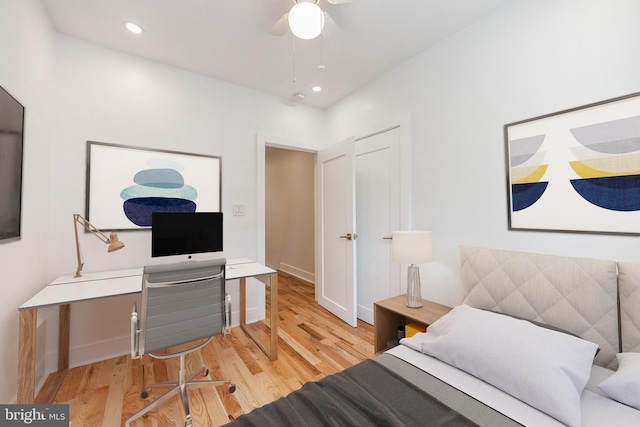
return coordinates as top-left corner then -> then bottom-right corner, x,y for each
40,0 -> 513,108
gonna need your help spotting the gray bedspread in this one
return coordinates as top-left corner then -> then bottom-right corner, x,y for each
225,353 -> 521,427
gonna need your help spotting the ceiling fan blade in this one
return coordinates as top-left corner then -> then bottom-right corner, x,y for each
269,12 -> 289,36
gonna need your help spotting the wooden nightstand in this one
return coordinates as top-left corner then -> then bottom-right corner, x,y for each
374,294 -> 452,353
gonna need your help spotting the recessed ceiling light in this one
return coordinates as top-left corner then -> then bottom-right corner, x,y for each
311,85 -> 322,93
123,21 -> 144,34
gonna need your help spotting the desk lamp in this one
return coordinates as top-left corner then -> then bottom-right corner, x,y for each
392,231 -> 433,308
73,214 -> 125,277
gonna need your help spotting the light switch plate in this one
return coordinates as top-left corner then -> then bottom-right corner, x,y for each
233,204 -> 246,216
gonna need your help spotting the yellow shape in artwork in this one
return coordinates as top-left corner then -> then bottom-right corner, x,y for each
511,164 -> 548,184
569,153 -> 640,178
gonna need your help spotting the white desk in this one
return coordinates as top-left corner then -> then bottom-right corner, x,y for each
17,259 -> 277,404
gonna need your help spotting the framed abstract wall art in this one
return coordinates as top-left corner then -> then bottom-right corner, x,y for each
86,141 -> 221,230
506,92 -> 640,234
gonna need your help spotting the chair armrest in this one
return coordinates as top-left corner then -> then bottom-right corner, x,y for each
131,302 -> 140,359
225,294 -> 232,335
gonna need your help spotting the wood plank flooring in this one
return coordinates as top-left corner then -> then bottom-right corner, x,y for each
38,272 -> 374,426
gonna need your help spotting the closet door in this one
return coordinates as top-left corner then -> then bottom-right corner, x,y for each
356,127 -> 401,324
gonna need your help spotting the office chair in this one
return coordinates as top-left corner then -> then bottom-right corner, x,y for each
125,258 -> 235,427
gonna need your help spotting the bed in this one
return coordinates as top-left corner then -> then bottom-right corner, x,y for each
226,245 -> 640,426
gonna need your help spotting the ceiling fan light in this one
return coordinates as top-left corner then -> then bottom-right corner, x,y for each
289,2 -> 325,40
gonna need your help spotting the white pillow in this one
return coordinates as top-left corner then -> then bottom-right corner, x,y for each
401,304 -> 598,427
598,352 -> 640,410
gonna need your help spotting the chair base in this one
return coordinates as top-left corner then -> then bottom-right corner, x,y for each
125,357 -> 235,427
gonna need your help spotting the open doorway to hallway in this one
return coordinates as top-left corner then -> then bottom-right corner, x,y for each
265,146 -> 316,286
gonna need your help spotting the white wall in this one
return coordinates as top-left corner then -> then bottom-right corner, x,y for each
326,0 -> 640,307
0,0 -> 56,404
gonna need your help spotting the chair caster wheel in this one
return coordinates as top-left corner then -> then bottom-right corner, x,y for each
141,390 -> 149,399
228,383 -> 236,393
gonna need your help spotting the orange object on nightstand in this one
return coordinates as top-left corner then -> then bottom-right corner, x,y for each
405,321 -> 427,338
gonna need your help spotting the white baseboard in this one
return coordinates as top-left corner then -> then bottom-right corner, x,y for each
357,304 -> 373,325
69,336 -> 130,368
279,263 -> 315,284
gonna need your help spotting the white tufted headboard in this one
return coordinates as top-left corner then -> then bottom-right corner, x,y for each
460,245 -> 619,368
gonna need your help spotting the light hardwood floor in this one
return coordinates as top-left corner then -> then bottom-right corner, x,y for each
38,272 -> 375,426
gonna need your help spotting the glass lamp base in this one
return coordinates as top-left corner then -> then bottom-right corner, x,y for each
406,264 -> 423,308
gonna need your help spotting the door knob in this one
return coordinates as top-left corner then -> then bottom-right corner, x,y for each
339,233 -> 358,240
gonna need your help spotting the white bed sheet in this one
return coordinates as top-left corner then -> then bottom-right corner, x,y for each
387,344 -> 640,426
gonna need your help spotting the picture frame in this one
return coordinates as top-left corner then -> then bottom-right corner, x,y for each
86,141 -> 221,230
0,84 -> 25,241
505,92 -> 640,234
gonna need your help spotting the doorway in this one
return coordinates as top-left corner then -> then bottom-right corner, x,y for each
265,146 -> 316,284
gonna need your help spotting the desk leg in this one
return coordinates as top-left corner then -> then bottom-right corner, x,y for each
239,274 -> 278,361
268,272 -> 278,361
239,277 -> 247,325
17,309 -> 37,404
58,304 -> 70,370
17,305 -> 71,404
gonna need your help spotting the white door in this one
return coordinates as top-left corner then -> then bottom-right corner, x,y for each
315,137 -> 357,327
355,127 -> 402,324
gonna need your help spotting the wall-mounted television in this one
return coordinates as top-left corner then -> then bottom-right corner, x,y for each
151,212 -> 223,258
0,84 -> 25,241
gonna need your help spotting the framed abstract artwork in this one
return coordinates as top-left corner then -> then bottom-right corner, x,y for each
505,92 -> 640,234
86,141 -> 221,230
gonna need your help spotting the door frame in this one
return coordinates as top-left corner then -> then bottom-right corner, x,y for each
256,133 -> 321,265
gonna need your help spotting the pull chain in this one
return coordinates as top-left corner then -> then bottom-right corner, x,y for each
292,34 -> 297,83
318,33 -> 325,71
318,13 -> 325,71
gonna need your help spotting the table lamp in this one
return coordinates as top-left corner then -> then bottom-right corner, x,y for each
73,214 -> 125,277
392,230 -> 433,308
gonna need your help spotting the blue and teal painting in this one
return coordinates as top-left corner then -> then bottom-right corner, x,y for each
509,134 -> 548,211
120,158 -> 198,226
568,115 -> 640,212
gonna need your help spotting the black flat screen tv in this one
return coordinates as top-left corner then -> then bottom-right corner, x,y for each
151,212 -> 223,258
0,84 -> 25,241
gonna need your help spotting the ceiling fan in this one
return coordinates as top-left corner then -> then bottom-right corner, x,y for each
269,0 -> 356,39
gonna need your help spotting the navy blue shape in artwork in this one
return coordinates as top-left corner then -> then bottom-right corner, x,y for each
123,197 -> 197,226
512,182 -> 548,211
570,174 -> 640,211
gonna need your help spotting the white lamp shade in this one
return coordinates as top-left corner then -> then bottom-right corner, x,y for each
391,231 -> 433,264
288,2 -> 325,40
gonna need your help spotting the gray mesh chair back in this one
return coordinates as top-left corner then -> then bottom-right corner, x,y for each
126,258 -> 235,427
140,259 -> 226,354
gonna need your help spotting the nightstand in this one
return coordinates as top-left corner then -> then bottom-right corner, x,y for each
374,294 -> 452,353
